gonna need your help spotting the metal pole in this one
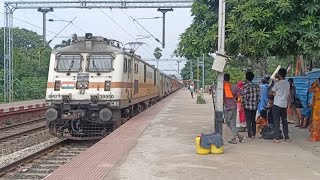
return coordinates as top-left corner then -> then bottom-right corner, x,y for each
157,59 -> 159,69
4,5 -> 14,102
38,8 -> 53,47
157,8 -> 173,49
190,60 -> 193,82
214,0 -> 226,135
162,12 -> 165,49
202,54 -> 205,93
177,60 -> 181,74
42,12 -> 46,46
197,57 -> 199,92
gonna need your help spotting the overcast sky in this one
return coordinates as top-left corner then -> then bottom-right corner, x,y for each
0,0 -> 193,76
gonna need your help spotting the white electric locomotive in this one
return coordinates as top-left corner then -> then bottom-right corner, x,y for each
45,33 -> 182,140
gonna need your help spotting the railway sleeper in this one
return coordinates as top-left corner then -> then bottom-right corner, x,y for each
23,168 -> 53,173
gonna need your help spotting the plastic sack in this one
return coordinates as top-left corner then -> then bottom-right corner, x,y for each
261,124 -> 283,140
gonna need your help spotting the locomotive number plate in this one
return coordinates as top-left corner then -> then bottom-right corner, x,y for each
99,95 -> 114,99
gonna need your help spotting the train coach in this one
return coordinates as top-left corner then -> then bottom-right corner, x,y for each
45,33 -> 183,140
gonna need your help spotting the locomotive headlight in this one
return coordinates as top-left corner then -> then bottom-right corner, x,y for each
104,81 -> 111,91
83,81 -> 89,88
54,81 -> 61,91
76,81 -> 89,89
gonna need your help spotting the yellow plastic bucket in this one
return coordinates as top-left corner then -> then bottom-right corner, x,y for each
211,144 -> 224,154
195,136 -> 210,155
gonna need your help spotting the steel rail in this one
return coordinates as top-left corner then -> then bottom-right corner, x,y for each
0,118 -> 45,131
0,125 -> 47,143
0,139 -> 66,177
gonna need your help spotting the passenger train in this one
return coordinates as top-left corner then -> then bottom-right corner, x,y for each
45,33 -> 183,140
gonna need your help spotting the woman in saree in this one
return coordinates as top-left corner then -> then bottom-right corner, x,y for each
309,77 -> 320,142
237,81 -> 246,127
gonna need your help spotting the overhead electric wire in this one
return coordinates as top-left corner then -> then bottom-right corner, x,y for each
93,3 -> 154,57
20,0 -> 87,34
48,17 -> 77,44
47,13 -> 87,33
120,9 -> 157,52
130,16 -> 163,46
119,9 -> 162,47
0,11 -> 68,38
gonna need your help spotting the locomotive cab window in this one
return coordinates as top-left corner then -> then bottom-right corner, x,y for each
88,54 -> 113,72
56,54 -> 82,72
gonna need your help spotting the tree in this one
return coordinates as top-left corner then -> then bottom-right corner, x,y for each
177,0 -> 219,60
54,33 -> 78,49
177,0 -> 320,77
180,57 -> 217,85
226,0 -> 320,66
0,28 -> 52,102
0,28 -> 44,68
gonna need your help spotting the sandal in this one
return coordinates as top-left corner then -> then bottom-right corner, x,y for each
228,138 -> 237,144
273,139 -> 280,143
238,136 -> 244,143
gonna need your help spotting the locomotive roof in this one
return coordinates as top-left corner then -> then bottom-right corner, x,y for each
53,36 -> 123,54
52,34 -> 173,78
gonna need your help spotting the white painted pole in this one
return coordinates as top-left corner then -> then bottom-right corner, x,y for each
214,0 -> 226,134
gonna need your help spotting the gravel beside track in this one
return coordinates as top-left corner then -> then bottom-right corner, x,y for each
0,138 -> 62,168
0,140 -> 97,180
0,121 -> 46,142
0,130 -> 54,157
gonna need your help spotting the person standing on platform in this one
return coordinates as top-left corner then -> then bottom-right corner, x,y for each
288,78 -> 299,124
237,81 -> 246,127
258,78 -> 269,114
308,78 -> 320,142
242,71 -> 260,140
223,74 -> 244,144
189,83 -> 195,98
271,68 -> 291,143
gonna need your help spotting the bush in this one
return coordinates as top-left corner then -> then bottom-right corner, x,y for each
197,95 -> 206,104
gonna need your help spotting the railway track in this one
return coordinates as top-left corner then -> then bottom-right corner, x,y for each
0,140 -> 97,180
0,118 -> 45,131
0,118 -> 46,143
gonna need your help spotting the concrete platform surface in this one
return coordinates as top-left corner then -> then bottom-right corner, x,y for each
106,89 -> 320,180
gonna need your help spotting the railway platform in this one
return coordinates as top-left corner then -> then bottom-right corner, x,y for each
0,99 -> 45,115
45,89 -> 320,180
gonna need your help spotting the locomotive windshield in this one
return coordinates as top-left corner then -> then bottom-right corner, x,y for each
88,55 -> 113,72
56,54 -> 81,72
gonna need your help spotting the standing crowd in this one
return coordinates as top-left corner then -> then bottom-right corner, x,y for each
221,68 -> 320,143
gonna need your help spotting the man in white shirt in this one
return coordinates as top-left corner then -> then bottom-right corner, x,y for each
271,68 -> 291,143
189,84 -> 195,98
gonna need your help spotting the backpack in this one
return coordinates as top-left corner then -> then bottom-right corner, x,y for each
261,124 -> 283,140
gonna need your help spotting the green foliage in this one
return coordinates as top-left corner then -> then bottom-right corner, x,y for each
0,27 -> 52,102
54,34 -> 78,49
180,56 -> 217,85
196,94 -> 206,104
177,0 -> 219,59
178,0 -> 320,78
